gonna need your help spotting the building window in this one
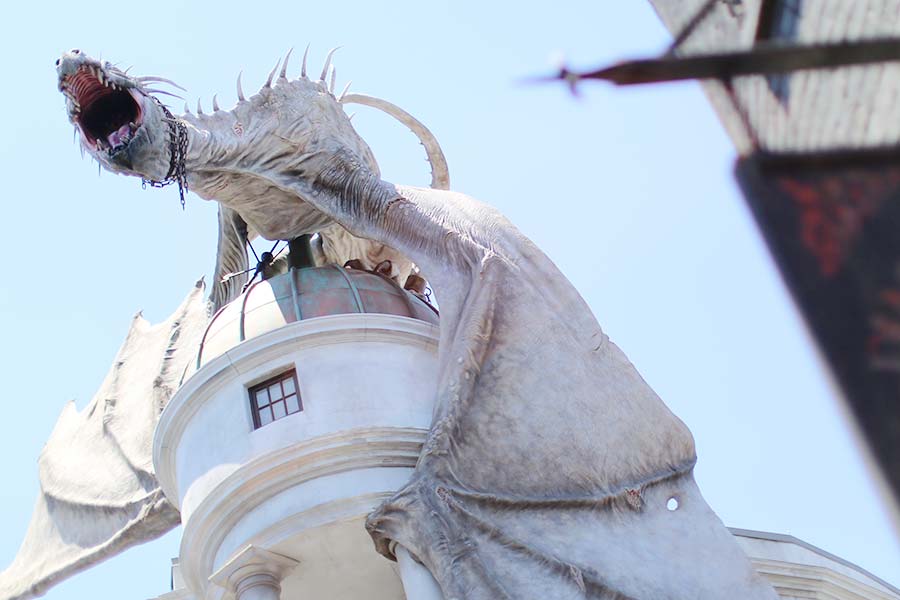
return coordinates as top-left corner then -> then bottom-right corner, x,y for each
249,370 -> 302,428
756,0 -> 804,104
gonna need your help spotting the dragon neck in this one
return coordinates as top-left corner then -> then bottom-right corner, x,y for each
178,117 -> 400,246
313,149 -> 398,226
180,121 -> 230,178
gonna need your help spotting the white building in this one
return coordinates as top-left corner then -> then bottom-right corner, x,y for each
147,262 -> 900,600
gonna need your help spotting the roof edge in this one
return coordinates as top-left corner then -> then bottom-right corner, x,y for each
729,527 -> 900,595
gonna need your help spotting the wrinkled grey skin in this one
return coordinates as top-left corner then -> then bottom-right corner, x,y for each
57,50 -> 173,180
56,50 -> 778,599
57,48 -> 411,310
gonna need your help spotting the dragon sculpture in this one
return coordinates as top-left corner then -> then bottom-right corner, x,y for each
0,48 -> 778,600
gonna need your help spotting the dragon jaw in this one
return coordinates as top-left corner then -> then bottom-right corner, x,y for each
57,49 -> 177,182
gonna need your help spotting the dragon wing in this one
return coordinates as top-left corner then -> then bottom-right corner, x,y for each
209,205 -> 249,312
0,282 -> 209,600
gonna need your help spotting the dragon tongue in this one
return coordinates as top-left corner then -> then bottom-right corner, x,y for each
107,123 -> 131,147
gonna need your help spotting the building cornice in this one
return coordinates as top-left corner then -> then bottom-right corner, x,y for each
177,425 -> 425,599
732,528 -> 900,599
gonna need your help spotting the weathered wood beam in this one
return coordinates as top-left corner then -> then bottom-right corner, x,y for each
564,38 -> 900,86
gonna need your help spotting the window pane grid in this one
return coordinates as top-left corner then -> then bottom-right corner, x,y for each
250,370 -> 302,429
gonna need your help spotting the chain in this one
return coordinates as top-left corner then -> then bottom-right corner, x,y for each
141,99 -> 189,209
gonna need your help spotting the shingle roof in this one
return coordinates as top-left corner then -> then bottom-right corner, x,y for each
647,0 -> 900,154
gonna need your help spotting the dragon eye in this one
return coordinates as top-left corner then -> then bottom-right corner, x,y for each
55,58 -> 60,66
71,48 -> 81,54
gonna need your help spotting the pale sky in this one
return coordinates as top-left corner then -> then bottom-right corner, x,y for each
0,1 -> 897,598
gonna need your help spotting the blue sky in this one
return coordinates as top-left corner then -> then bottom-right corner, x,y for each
0,1 -> 897,598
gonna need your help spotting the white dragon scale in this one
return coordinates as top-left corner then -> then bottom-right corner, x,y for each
0,48 -> 780,599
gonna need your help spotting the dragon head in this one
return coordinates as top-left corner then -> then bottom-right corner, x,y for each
56,47 -> 449,241
56,49 -> 178,182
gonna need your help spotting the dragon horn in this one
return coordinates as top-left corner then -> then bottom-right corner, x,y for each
340,93 -> 450,190
137,76 -> 187,92
236,71 -> 245,101
197,99 -> 204,115
145,88 -> 184,100
329,65 -> 337,94
279,48 -> 293,81
319,47 -> 340,81
265,57 -> 281,88
212,94 -> 220,111
301,44 -> 310,78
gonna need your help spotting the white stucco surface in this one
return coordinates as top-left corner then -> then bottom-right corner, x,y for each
153,313 -> 439,599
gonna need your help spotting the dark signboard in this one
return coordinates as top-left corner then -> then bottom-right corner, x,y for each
737,149 -> 900,502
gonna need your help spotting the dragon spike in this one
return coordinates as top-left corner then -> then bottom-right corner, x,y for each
197,99 -> 204,115
184,102 -> 192,114
338,80 -> 352,101
212,94 -> 220,111
145,88 -> 184,100
301,44 -> 310,78
319,47 -> 340,81
279,47 -> 293,81
137,76 -> 187,92
236,71 -> 246,101
329,65 -> 337,94
264,57 -> 281,88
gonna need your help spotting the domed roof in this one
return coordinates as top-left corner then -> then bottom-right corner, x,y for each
196,265 -> 438,368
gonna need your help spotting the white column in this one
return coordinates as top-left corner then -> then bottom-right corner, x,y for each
232,572 -> 282,600
395,545 -> 444,600
210,545 -> 298,600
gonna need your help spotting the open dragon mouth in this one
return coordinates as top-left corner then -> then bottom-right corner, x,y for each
62,66 -> 143,152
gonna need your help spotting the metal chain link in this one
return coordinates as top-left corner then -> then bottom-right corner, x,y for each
141,99 -> 189,209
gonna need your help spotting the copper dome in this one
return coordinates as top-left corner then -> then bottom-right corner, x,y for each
196,265 -> 438,368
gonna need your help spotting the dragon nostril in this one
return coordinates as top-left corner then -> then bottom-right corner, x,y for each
71,48 -> 80,54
